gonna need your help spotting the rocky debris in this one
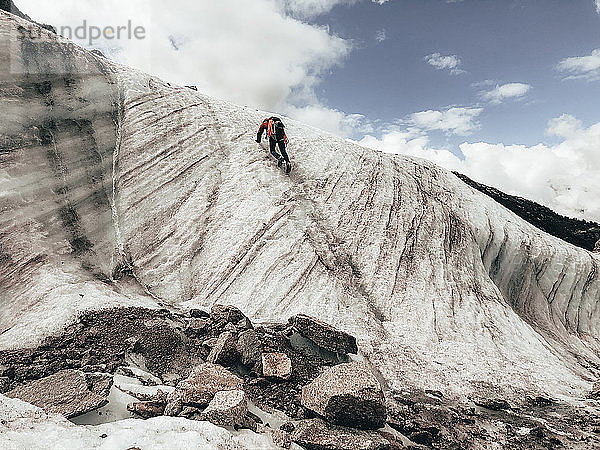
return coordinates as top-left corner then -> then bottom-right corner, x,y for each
164,363 -> 243,416
243,330 -> 331,419
302,361 -> 386,430
594,239 -> 600,253
201,389 -> 248,428
262,353 -> 292,380
236,330 -> 263,369
207,331 -> 239,366
0,308 -> 197,390
127,400 -> 166,419
127,389 -> 169,418
5,369 -> 112,419
289,315 -> 358,355
3,303 -> 595,448
210,304 -> 253,330
292,418 -> 390,450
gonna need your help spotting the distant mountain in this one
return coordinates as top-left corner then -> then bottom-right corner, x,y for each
0,0 -> 55,32
453,172 -> 600,252
0,0 -> 27,19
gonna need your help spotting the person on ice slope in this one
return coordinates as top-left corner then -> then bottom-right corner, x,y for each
256,117 -> 292,174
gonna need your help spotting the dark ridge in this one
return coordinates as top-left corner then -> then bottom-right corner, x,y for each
453,172 -> 600,252
1,0 -> 56,33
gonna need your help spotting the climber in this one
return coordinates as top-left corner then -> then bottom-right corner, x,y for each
256,116 -> 291,174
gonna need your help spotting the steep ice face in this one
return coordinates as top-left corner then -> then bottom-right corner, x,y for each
1,10 -> 599,402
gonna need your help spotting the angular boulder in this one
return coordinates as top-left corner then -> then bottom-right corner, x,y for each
187,318 -> 210,334
210,304 -> 253,329
207,331 -> 239,366
262,352 -> 292,380
301,361 -> 386,430
201,389 -> 248,428
5,369 -> 112,419
164,363 -> 243,416
289,314 -> 358,354
292,418 -> 390,450
236,330 -> 263,367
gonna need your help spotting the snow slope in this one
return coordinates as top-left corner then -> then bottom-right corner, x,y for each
1,10 -> 599,403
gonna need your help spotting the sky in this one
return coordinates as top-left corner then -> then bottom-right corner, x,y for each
13,0 -> 600,222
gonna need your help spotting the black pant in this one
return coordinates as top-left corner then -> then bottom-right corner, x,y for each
269,137 -> 289,163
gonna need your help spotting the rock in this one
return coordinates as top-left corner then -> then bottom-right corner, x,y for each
292,418 -> 390,450
594,239 -> 600,252
236,330 -> 263,367
289,314 -> 358,355
257,424 -> 292,448
164,363 -> 243,416
207,331 -> 239,366
301,361 -> 386,430
190,309 -> 210,318
210,304 -> 252,329
0,376 -> 10,393
474,398 -> 511,411
262,352 -> 292,380
85,373 -> 113,398
409,430 -> 433,446
5,370 -> 112,419
161,372 -> 184,386
201,389 -> 248,428
187,318 -> 210,333
281,422 -> 296,433
127,400 -> 165,418
180,406 -> 203,419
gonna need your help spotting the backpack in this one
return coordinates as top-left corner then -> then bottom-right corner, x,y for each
268,118 -> 287,143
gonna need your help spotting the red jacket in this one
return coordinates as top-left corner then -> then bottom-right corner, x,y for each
257,117 -> 288,144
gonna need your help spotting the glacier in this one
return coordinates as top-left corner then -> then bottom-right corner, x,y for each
1,8 -> 600,447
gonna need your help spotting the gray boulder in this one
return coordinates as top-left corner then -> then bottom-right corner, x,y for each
201,389 -> 248,428
210,304 -> 253,329
236,330 -> 263,367
292,418 -> 390,450
290,314 -> 358,354
301,361 -> 386,430
5,369 -> 112,419
164,363 -> 243,416
207,331 -> 239,366
187,317 -> 210,333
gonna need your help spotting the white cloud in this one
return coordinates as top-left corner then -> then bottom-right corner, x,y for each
372,0 -> 391,4
16,0 -> 352,127
481,83 -> 531,104
424,53 -> 465,75
277,0 -> 357,18
360,114 -> 600,222
596,0 -> 600,14
557,49 -> 600,81
286,104 -> 373,136
376,28 -> 387,42
409,107 -> 483,136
